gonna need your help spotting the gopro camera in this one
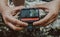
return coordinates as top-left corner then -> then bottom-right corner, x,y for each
18,8 -> 40,32
18,8 -> 47,32
18,8 -> 47,37
18,8 -> 40,23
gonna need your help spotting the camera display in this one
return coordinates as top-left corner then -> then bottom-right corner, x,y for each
18,8 -> 40,22
19,8 -> 39,18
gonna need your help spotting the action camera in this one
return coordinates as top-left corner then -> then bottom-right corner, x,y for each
18,8 -> 47,37
18,8 -> 47,33
18,8 -> 40,23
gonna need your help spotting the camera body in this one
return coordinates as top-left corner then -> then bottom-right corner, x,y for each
18,8 -> 47,37
18,8 -> 40,23
18,8 -> 40,34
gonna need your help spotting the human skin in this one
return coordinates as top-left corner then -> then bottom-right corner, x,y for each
33,0 -> 60,26
12,0 -> 60,26
0,0 -> 28,31
0,0 -> 60,31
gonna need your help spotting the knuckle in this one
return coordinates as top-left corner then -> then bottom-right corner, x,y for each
14,20 -> 18,24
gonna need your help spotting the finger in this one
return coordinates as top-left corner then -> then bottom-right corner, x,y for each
3,16 -> 24,30
6,22 -> 24,30
2,16 -> 24,31
12,6 -> 25,16
29,4 -> 48,9
33,21 -> 42,26
13,6 -> 25,11
33,17 -> 56,26
44,17 -> 57,26
6,15 -> 28,27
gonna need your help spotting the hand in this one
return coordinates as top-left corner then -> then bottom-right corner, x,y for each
1,6 -> 28,31
33,0 -> 60,26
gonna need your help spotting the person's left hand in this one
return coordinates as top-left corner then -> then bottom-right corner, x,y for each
1,6 -> 28,31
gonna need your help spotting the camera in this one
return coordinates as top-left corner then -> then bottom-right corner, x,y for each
18,8 -> 47,37
18,8 -> 40,22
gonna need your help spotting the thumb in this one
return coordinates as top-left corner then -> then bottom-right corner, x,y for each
12,6 -> 25,16
35,4 -> 48,9
13,6 -> 25,11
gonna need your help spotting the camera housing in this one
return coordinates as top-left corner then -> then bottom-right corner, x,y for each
18,8 -> 40,23
18,8 -> 47,35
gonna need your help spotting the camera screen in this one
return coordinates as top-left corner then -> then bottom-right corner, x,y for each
18,8 -> 39,22
19,8 -> 39,18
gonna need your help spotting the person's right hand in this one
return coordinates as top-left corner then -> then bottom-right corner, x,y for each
1,6 -> 28,31
30,0 -> 60,26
